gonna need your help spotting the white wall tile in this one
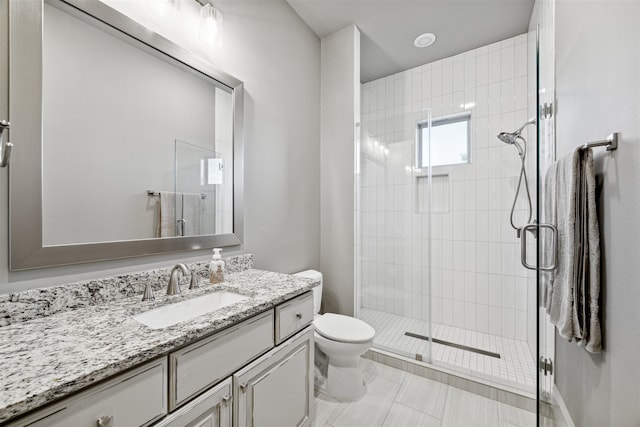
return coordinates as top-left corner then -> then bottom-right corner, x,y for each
501,308 -> 515,338
501,79 -> 515,112
488,82 -> 502,116
476,241 -> 489,273
421,69 -> 432,99
476,54 -> 489,86
476,304 -> 489,333
514,276 -> 527,310
464,56 -> 476,90
453,270 -> 464,300
488,307 -> 501,335
442,64 -> 453,94
464,302 -> 476,330
488,274 -> 501,306
453,61 -> 464,93
501,274 -> 515,309
488,49 -> 501,83
475,85 -> 489,117
515,309 -> 527,338
476,273 -> 489,305
464,271 -> 476,303
501,45 -> 515,80
514,42 -> 527,78
453,301 -> 465,328
431,65 -> 442,97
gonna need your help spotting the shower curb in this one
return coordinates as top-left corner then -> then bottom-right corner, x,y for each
363,348 -> 552,417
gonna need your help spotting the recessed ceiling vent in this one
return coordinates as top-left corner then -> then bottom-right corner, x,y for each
413,32 -> 437,48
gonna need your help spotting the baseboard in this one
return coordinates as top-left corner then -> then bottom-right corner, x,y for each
553,385 -> 576,427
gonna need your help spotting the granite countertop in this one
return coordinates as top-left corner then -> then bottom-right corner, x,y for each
0,268 -> 318,424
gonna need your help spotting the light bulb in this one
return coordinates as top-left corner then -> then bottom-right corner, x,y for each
199,4 -> 223,47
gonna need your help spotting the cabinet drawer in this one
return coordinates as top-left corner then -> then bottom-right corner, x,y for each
170,310 -> 274,410
11,358 -> 167,427
275,291 -> 314,344
155,378 -> 232,427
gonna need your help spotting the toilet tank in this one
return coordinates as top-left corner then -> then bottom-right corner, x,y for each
293,270 -> 323,314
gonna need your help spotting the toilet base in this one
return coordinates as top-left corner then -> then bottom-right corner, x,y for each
325,357 -> 366,400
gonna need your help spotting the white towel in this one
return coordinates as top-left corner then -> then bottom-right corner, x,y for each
542,148 -> 602,353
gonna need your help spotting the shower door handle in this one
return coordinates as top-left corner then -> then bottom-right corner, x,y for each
520,223 -> 557,271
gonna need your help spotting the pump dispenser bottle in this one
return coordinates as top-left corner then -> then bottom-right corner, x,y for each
209,248 -> 225,284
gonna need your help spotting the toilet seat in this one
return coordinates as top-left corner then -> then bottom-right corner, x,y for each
314,313 -> 375,344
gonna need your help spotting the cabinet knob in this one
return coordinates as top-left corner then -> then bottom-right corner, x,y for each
222,395 -> 232,406
97,415 -> 114,427
239,383 -> 247,393
295,313 -> 302,319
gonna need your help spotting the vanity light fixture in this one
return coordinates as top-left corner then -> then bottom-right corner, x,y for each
197,0 -> 223,47
147,0 -> 180,17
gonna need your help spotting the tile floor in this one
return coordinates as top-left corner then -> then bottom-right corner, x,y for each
359,308 -> 536,390
314,358 -> 538,427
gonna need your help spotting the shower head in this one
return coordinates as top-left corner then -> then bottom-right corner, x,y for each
497,118 -> 536,155
498,118 -> 536,144
497,131 -> 520,145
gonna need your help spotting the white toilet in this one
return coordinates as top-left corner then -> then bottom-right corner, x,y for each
294,270 -> 375,400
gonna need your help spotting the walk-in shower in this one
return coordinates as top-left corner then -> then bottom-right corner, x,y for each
356,32 -> 541,395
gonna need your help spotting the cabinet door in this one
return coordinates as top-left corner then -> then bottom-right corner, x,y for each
233,327 -> 313,427
155,378 -> 232,427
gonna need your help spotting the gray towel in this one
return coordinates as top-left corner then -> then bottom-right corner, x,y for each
542,148 -> 602,353
157,191 -> 177,238
179,193 -> 203,236
156,192 -> 203,237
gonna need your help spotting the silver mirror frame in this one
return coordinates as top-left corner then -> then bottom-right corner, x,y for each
9,0 -> 244,270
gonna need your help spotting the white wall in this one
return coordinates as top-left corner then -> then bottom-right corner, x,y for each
553,0 -> 640,425
320,25 -> 360,315
360,34 -> 533,342
0,0 -> 320,291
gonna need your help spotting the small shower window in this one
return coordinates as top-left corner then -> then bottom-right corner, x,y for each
417,113 -> 471,168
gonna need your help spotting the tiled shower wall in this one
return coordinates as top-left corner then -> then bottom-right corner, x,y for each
359,34 -> 534,341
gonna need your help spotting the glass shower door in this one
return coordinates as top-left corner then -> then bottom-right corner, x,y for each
356,102 -> 433,363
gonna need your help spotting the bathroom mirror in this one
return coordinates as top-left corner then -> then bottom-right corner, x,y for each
9,0 -> 244,270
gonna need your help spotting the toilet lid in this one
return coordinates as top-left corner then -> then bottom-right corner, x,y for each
314,313 -> 375,344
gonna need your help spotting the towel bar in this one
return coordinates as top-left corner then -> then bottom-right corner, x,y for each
147,190 -> 207,200
581,132 -> 618,151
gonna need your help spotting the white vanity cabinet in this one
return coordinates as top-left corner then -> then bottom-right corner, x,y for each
233,327 -> 314,427
6,291 -> 315,427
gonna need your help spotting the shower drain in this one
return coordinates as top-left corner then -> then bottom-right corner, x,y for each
404,331 -> 501,359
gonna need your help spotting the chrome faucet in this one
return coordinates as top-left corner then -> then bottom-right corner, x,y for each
167,263 -> 190,295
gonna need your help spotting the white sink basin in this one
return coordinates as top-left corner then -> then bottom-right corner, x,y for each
133,291 -> 249,329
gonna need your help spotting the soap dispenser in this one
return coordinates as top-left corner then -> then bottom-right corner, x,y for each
209,248 -> 225,284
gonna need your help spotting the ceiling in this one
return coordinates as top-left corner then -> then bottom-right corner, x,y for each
286,0 -> 535,82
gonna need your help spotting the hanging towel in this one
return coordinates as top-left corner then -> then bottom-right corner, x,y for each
542,148 -> 602,353
179,193 -> 203,236
157,191 -> 177,238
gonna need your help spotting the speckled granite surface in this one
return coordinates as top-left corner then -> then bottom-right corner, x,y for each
0,253 -> 254,327
0,262 -> 318,424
